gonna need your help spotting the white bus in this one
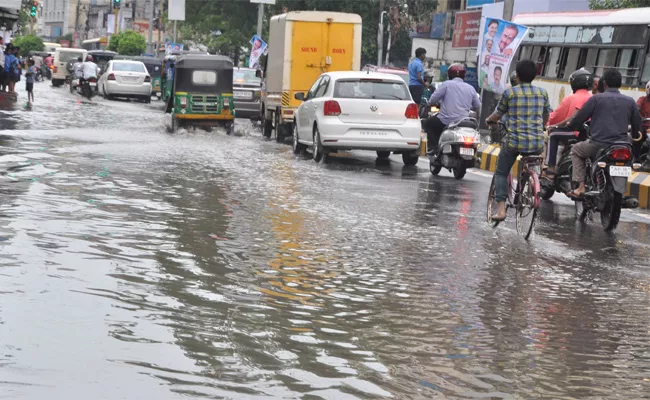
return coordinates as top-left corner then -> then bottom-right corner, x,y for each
512,8 -> 650,107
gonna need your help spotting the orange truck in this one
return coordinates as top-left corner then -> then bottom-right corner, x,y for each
260,11 -> 362,142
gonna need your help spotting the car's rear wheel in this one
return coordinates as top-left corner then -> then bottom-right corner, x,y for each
293,123 -> 307,155
376,151 -> 391,159
402,151 -> 419,166
312,126 -> 328,163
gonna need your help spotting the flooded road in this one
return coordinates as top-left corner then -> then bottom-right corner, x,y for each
1,83 -> 649,399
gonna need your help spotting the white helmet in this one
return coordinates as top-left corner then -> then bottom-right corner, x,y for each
645,81 -> 650,96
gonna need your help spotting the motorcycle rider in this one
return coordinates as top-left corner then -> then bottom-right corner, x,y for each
542,69 -> 593,180
424,63 -> 481,154
81,55 -> 98,96
72,56 -> 83,90
566,69 -> 642,199
486,59 -> 551,221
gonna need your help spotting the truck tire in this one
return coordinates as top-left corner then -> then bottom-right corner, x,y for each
275,111 -> 285,143
263,110 -> 273,138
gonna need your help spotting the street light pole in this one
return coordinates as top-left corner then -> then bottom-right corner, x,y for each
147,0 -> 154,54
256,2 -> 263,37
503,0 -> 514,21
377,10 -> 387,67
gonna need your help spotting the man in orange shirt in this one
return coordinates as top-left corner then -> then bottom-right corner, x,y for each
543,69 -> 593,179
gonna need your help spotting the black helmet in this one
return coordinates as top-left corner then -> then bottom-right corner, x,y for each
569,69 -> 593,93
510,71 -> 518,87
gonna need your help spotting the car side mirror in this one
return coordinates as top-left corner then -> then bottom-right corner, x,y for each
255,69 -> 263,79
294,92 -> 305,101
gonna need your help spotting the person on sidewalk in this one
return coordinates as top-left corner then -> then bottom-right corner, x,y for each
566,69 -> 642,199
485,59 -> 551,221
408,48 -> 429,103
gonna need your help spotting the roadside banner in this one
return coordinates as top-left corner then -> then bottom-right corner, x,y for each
168,0 -> 186,21
452,10 -> 481,48
477,17 -> 528,93
165,43 -> 184,54
248,34 -> 267,69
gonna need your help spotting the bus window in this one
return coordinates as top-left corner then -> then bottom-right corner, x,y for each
532,46 -> 548,76
595,48 -> 617,76
557,48 -> 570,79
617,49 -> 638,85
564,48 -> 581,79
544,47 -> 562,78
520,45 -> 532,61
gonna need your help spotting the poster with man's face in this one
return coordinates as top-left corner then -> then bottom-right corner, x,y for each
248,34 -> 268,69
477,17 -> 528,92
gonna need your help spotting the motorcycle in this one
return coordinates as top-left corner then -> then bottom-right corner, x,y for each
539,125 -> 589,200
73,77 -> 97,100
575,142 -> 640,231
427,111 -> 480,180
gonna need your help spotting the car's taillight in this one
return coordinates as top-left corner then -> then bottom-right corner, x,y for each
323,100 -> 341,116
89,77 -> 97,83
610,148 -> 631,161
144,76 -> 151,83
405,103 -> 419,119
223,97 -> 230,109
107,73 -> 115,81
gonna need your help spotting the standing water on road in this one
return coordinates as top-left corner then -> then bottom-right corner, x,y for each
0,83 -> 649,399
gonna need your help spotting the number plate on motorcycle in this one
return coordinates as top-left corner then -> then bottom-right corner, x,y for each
609,166 -> 631,177
459,147 -> 474,156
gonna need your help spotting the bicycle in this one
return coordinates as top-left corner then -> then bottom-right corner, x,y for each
486,122 -> 542,240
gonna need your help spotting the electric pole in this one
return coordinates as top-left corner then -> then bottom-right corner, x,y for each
503,0 -> 514,21
256,2 -> 263,37
147,0 -> 154,54
377,0 -> 386,67
75,0 -> 81,47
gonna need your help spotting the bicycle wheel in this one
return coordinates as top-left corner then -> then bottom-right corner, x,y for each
515,173 -> 538,240
487,175 -> 501,228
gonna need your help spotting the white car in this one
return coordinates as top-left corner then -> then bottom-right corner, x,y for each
292,71 -> 422,165
98,60 -> 152,103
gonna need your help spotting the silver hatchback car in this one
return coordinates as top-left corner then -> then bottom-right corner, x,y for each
233,67 -> 262,121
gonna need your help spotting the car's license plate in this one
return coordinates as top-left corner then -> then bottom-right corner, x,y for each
234,90 -> 252,99
610,166 -> 631,177
123,76 -> 138,82
359,131 -> 387,136
459,147 -> 474,156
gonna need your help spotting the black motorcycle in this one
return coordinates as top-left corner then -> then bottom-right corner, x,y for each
575,142 -> 638,231
539,126 -> 589,200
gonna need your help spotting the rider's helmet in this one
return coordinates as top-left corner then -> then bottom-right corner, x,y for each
645,81 -> 650,96
509,71 -> 518,87
568,68 -> 593,93
447,63 -> 466,80
424,70 -> 435,84
86,55 -> 94,62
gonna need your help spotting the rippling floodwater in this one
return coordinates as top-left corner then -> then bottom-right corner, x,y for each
0,84 -> 649,399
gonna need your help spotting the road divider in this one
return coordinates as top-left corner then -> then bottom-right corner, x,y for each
476,144 -> 650,210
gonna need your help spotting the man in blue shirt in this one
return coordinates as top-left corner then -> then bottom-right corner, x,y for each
408,47 -> 428,103
424,64 -> 481,153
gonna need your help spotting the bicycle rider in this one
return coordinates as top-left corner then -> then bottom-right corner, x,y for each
485,59 -> 552,221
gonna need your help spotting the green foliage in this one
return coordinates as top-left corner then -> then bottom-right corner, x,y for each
589,0 -> 643,8
12,34 -> 44,54
177,0 -> 436,66
56,33 -> 73,44
108,31 -> 147,55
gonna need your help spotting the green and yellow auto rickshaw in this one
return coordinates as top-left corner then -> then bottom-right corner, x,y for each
164,54 -> 235,134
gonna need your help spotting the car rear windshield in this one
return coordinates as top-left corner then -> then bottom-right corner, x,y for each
58,52 -> 85,63
113,62 -> 146,73
334,79 -> 409,100
233,69 -> 261,85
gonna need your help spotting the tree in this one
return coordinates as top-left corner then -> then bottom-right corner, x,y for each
108,31 -> 147,55
589,0 -> 643,8
56,33 -> 73,45
12,34 -> 44,54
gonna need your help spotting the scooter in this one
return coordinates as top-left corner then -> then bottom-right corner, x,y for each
427,112 -> 480,180
72,77 -> 97,100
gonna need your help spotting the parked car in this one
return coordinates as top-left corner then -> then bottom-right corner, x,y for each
98,60 -> 152,102
233,67 -> 262,121
51,48 -> 87,87
362,64 -> 409,85
292,71 -> 422,166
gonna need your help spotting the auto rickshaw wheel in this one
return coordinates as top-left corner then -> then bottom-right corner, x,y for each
226,122 -> 235,136
170,115 -> 177,133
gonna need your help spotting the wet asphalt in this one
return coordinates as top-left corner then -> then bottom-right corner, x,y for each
0,81 -> 649,399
